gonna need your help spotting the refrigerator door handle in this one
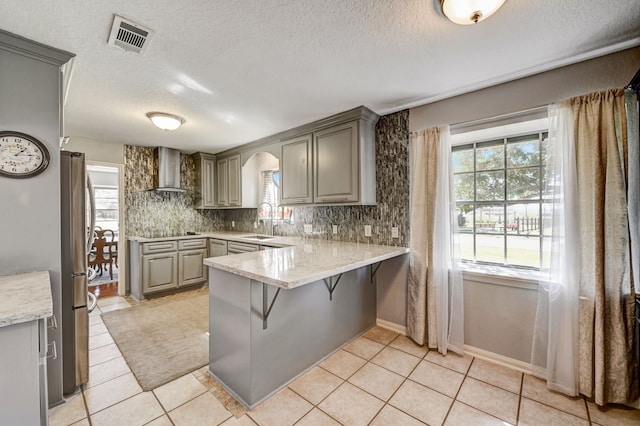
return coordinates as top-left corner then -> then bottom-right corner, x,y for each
72,272 -> 86,278
87,292 -> 98,313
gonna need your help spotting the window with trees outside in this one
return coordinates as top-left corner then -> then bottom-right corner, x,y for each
452,131 -> 549,269
93,185 -> 119,235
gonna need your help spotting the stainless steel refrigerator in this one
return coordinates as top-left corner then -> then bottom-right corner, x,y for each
60,151 -> 94,394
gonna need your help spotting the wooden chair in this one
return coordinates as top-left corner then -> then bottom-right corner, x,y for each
88,229 -> 117,280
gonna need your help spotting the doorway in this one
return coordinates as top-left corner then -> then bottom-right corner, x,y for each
86,162 -> 125,297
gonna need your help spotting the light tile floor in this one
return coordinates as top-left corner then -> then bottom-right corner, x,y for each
48,295 -> 640,426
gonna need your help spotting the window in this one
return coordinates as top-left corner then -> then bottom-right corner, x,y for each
452,131 -> 549,269
258,170 -> 294,223
93,185 -> 119,233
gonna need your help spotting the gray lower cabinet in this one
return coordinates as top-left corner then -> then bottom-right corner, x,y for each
0,318 -> 48,425
209,239 -> 228,257
227,241 -> 260,254
130,238 -> 209,300
178,239 -> 208,286
142,251 -> 179,294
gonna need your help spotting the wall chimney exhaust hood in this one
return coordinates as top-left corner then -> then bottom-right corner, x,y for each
154,146 -> 185,192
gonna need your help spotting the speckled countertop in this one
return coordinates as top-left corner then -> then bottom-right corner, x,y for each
0,271 -> 52,327
204,236 -> 409,289
128,232 -> 409,289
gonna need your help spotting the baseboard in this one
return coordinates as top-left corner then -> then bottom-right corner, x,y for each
464,344 -> 533,374
376,319 -> 407,335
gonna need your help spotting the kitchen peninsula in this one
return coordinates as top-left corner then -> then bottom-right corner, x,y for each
203,236 -> 408,408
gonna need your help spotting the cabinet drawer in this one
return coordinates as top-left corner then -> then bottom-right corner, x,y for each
228,242 -> 260,254
142,241 -> 178,254
178,239 -> 207,250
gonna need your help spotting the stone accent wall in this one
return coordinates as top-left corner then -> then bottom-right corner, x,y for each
123,145 -> 224,238
224,110 -> 410,246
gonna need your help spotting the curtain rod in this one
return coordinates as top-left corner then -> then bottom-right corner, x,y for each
627,68 -> 640,92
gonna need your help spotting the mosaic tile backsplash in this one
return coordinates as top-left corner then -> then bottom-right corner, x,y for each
124,145 -> 224,238
124,110 -> 409,245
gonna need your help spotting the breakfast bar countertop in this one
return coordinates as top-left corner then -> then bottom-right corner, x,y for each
203,236 -> 409,289
0,271 -> 52,327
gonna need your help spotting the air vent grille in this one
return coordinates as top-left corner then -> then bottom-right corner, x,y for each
107,15 -> 154,55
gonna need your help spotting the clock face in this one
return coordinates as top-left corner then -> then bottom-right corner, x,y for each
0,131 -> 50,178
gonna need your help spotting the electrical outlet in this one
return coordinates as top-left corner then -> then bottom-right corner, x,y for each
392,227 -> 399,238
231,221 -> 235,228
332,225 -> 338,235
304,224 -> 313,233
253,221 -> 257,229
364,225 -> 372,237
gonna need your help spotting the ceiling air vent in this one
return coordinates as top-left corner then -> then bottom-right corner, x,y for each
107,15 -> 154,55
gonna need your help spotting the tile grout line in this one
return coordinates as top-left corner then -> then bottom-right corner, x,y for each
515,371 -> 524,425
365,335 -> 430,425
441,353 -> 475,425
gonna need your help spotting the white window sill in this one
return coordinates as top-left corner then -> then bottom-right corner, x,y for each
459,263 -> 541,290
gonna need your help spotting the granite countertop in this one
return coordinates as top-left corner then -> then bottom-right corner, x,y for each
204,237 -> 409,289
0,271 -> 53,327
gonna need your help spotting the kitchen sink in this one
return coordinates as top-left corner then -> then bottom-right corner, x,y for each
241,235 -> 275,241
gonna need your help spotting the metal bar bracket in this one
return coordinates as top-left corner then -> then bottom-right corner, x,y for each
323,273 -> 343,301
370,262 -> 382,284
262,283 -> 282,330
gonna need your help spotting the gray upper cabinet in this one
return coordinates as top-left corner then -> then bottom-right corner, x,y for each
216,157 -> 229,207
314,121 -> 359,204
278,114 -> 377,206
227,154 -> 241,207
215,154 -> 241,208
192,152 -> 216,209
281,133 -> 313,204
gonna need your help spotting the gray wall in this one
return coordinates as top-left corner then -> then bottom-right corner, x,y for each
0,39 -> 71,406
63,136 -> 124,164
407,45 -> 640,363
410,46 -> 640,131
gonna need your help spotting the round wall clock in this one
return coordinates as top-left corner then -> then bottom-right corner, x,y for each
0,131 -> 50,178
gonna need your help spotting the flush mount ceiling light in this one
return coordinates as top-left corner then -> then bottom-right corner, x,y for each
146,112 -> 185,131
440,0 -> 506,25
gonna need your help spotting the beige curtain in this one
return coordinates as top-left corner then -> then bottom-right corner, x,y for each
574,89 -> 638,405
407,128 -> 440,347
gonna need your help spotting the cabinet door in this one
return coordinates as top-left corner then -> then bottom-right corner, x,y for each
216,158 -> 228,207
179,249 -> 208,287
228,154 -> 242,206
202,158 -> 216,208
281,133 -> 313,204
209,239 -> 228,257
142,252 -> 178,294
314,121 -> 359,203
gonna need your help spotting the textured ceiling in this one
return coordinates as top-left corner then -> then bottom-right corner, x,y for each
1,0 -> 639,153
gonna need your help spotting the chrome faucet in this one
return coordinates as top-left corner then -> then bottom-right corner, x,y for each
257,202 -> 275,236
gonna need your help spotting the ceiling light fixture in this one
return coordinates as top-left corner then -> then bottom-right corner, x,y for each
146,112 -> 185,131
440,0 -> 506,25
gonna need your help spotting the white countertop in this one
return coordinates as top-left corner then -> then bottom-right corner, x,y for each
0,271 -> 53,327
203,236 -> 409,289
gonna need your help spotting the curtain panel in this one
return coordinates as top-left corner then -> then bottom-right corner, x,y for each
531,101 -> 580,396
407,127 -> 464,354
572,89 -> 638,405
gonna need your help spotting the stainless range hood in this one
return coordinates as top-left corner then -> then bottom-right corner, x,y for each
155,146 -> 185,192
